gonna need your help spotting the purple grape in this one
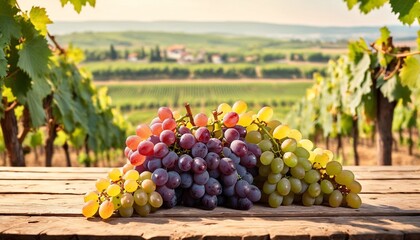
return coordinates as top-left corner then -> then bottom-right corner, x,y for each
166,171 -> 181,189
178,126 -> 191,135
208,169 -> 220,178
238,197 -> 253,210
135,164 -> 147,173
192,157 -> 207,174
137,140 -> 154,156
195,127 -> 211,143
229,153 -> 240,165
221,171 -> 238,186
154,142 -> 169,158
156,185 -> 175,201
178,154 -> 193,172
179,133 -> 196,150
246,143 -> 261,158
191,142 -> 208,158
236,164 -> 247,177
163,196 -> 178,209
234,125 -> 247,138
206,138 -> 222,153
205,178 -> 222,196
219,158 -> 236,175
201,194 -> 217,210
162,151 -> 178,169
235,179 -> 250,198
160,130 -> 176,146
194,171 -> 210,185
246,185 -> 261,202
240,151 -> 257,168
180,173 -> 193,188
147,135 -> 160,145
223,184 -> 235,197
205,152 -> 220,170
224,128 -> 240,143
147,158 -> 162,172
152,168 -> 169,186
222,147 -> 232,157
230,140 -> 248,157
242,172 -> 254,185
190,184 -> 205,199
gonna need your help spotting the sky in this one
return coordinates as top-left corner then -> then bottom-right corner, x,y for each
20,0 -> 408,27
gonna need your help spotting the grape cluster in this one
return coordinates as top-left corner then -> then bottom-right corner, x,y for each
82,166 -> 162,219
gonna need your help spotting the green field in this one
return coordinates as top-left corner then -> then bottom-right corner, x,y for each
97,80 -> 312,125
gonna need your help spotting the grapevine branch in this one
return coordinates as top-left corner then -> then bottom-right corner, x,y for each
47,32 -> 65,55
383,58 -> 401,81
4,101 -> 18,112
184,103 -> 195,126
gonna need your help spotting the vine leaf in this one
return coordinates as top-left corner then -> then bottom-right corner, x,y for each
359,0 -> 388,14
377,75 -> 411,104
26,77 -> 51,128
0,48 -> 7,78
17,35 -> 51,80
4,71 -> 32,102
390,0 -> 420,25
29,7 -> 53,36
400,55 -> 420,89
60,0 -> 96,14
0,1 -> 21,45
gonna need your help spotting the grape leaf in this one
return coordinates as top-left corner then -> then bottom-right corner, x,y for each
0,0 -> 21,45
60,0 -> 96,13
400,55 -> 420,89
29,7 -> 53,36
0,48 -> 7,78
377,75 -> 411,104
359,0 -> 388,13
17,35 -> 51,80
26,77 -> 51,127
390,0 -> 420,25
345,0 -> 359,9
4,70 -> 31,102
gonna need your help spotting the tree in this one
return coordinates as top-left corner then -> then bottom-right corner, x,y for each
110,44 -> 118,60
155,45 -> 162,62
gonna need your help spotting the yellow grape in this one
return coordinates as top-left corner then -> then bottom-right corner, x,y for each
106,184 -> 121,197
257,106 -> 273,122
148,192 -> 163,208
124,179 -> 138,192
84,191 -> 99,202
217,103 -> 232,117
273,125 -> 290,140
172,110 -> 181,119
324,150 -> 334,161
313,147 -> 324,155
134,189 -> 149,206
287,129 -> 302,141
238,112 -> 253,127
95,178 -> 110,192
267,120 -> 281,134
348,181 -> 362,194
122,163 -> 134,174
314,153 -> 329,168
99,200 -> 115,219
139,171 -> 152,181
298,139 -> 314,151
246,123 -> 259,132
82,200 -> 99,218
346,192 -> 362,209
232,100 -> 247,114
141,179 -> 156,193
124,169 -> 140,181
108,168 -> 122,181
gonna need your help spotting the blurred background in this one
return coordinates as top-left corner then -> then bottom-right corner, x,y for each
3,0 -> 419,167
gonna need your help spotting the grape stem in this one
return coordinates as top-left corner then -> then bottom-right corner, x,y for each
253,120 -> 281,155
184,103 -> 195,126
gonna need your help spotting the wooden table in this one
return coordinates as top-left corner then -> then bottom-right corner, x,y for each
0,166 -> 419,240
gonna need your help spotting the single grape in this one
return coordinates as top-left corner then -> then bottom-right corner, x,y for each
258,139 -> 273,152
260,151 -> 274,165
329,190 -> 343,207
326,161 -> 343,176
192,157 -> 208,174
238,112 -> 253,127
270,157 -> 284,174
148,192 -> 163,208
205,177 -> 222,196
223,112 -> 239,127
282,192 -> 294,206
129,151 -> 147,167
217,103 -> 232,118
194,171 -> 210,185
304,169 -> 321,184
162,118 -> 177,131
298,139 -> 314,151
195,127 -> 211,143
234,125 -> 247,137
136,124 -> 153,140
163,196 -> 178,209
206,138 -> 223,153
124,179 -> 138,193
137,140 -> 155,156
191,142 -> 208,158
147,158 -> 162,172
108,168 -> 122,181
82,200 -> 99,218
287,129 -> 302,141
154,142 -> 169,158
95,178 -> 110,192
141,179 -> 156,193
99,200 -> 114,219
302,192 -> 315,206
273,125 -> 290,140
290,164 -> 305,179
289,177 -> 303,194
298,158 -> 312,171
124,169 -> 140,181
152,168 -> 169,186
245,131 -> 262,144
263,181 -> 277,194
220,171 -> 238,186
281,138 -> 297,152
238,198 -> 253,210
280,165 -> 290,175
166,171 -> 181,189
335,170 -> 355,186
224,128 -> 240,143
230,140 -> 248,157
205,152 -> 221,170
346,192 -> 362,209
119,206 -> 134,218
235,179 -> 250,198
246,185 -> 261,202
120,192 -> 134,208
257,106 -> 273,122
156,185 -> 175,202
179,133 -> 196,150
232,100 -> 247,114
240,151 -> 257,168
180,173 -> 193,188
190,184 -> 205,199
134,189 -> 148,206
134,203 -> 151,217
218,158 -> 236,175
178,126 -> 191,135
268,192 -> 283,208
348,181 -> 362,194
150,123 -> 163,136
126,135 -> 141,151
201,194 -> 218,210
320,179 -> 334,194
194,113 -> 208,127
162,151 -> 179,169
84,191 -> 99,202
267,172 -> 282,184
107,184 -> 121,197
283,152 -> 298,168
307,182 -> 321,198
160,130 -> 176,146
158,107 -> 173,121
294,147 -> 310,159
277,178 -> 291,196
178,154 -> 193,171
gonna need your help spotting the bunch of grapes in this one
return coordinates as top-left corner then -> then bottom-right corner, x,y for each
82,166 -> 162,219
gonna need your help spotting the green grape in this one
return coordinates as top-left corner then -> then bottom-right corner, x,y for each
99,200 -> 115,219
258,139 -> 273,152
267,173 -> 282,184
95,178 -> 110,192
84,191 -> 99,203
325,161 -> 342,176
267,120 -> 281,134
111,195 -> 122,210
289,177 -> 302,194
282,192 -> 294,206
314,193 -> 324,205
276,178 -> 291,196
302,192 -> 315,206
283,152 -> 298,168
298,158 -> 312,171
268,192 -> 283,208
106,184 -> 121,197
346,192 -> 362,209
273,125 -> 290,140
258,165 -> 271,177
329,190 -> 343,208
245,131 -> 262,144
335,170 -> 355,186
304,169 -> 321,184
257,106 -> 273,122
119,206 -> 134,218
82,200 -> 99,218
299,180 -> 308,194
263,181 -> 276,194
348,181 -> 362,194
298,139 -> 314,151
124,169 -> 140,181
134,203 -> 151,217
134,189 -> 148,206
281,138 -> 297,153
320,179 -> 334,194
294,147 -> 310,159
139,171 -> 152,181
307,182 -> 321,198
270,157 -> 284,174
124,179 -> 138,193
280,165 -> 290,175
260,151 -> 275,165
121,192 -> 134,208
108,168 -> 122,181
141,179 -> 156,193
290,164 -> 305,179
148,192 -> 163,208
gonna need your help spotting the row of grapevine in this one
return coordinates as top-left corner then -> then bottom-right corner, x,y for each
0,0 -> 127,166
287,27 -> 420,165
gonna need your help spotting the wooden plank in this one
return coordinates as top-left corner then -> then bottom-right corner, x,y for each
0,216 -> 419,240
1,179 -> 419,195
0,193 -> 419,217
